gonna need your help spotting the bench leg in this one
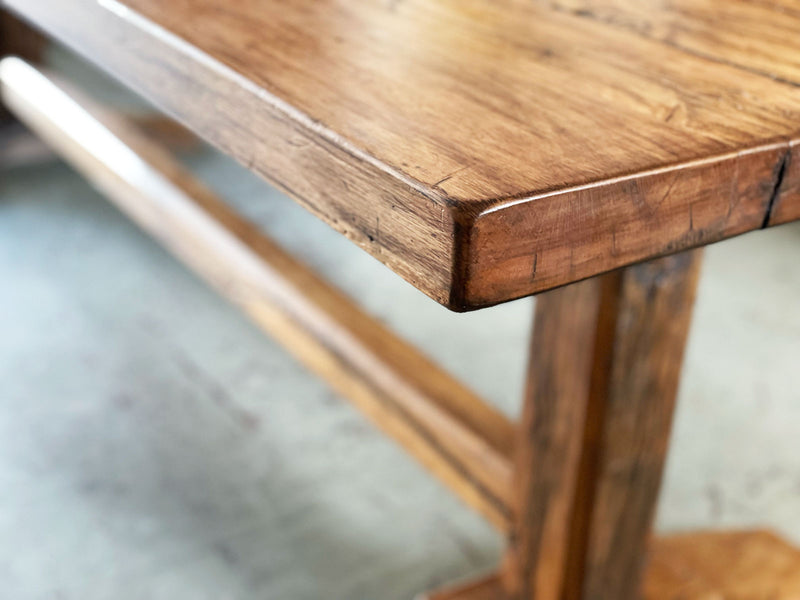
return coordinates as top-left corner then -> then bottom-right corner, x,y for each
429,251 -> 699,599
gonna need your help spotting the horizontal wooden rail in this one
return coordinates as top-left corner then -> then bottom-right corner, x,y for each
0,57 -> 514,529
1,113 -> 198,168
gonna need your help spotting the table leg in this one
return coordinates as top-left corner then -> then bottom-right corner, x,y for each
505,250 -> 702,600
426,251 -> 704,600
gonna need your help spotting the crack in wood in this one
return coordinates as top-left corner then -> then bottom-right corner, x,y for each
762,150 -> 791,229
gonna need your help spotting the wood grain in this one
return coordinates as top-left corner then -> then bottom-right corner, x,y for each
5,0 -> 800,308
503,276 -> 607,600
645,530 -> 800,600
423,530 -> 800,600
0,57 -> 514,530
531,0 -> 800,236
541,0 -> 800,85
503,251 -> 701,600
576,251 -> 702,600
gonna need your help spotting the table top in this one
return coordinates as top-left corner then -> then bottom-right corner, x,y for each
6,0 -> 800,309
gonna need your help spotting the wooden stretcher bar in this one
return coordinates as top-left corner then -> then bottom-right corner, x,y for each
0,56 -> 515,531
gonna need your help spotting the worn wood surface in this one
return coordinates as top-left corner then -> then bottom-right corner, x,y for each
503,251 -> 701,600
575,251 -> 702,600
534,0 -> 800,232
645,530 -> 800,600
0,57 -> 514,529
502,276 -> 607,600
425,530 -> 800,600
5,0 -> 800,309
542,0 -> 800,85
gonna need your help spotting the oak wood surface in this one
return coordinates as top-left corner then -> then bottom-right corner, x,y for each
5,0 -> 800,308
503,251 -> 701,600
644,530 -> 800,600
536,0 -> 800,232
0,57 -> 514,530
503,276 -> 607,600
542,0 -> 800,85
574,251 -> 701,600
424,530 -> 800,600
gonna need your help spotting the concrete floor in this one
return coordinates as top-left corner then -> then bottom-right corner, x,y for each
1,51 -> 800,599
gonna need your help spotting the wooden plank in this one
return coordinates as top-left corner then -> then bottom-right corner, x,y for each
503,251 -> 702,600
543,0 -> 800,85
503,276 -> 609,600
3,0 -> 459,307
0,113 -> 198,168
645,530 -> 800,600
422,530 -> 800,600
575,251 -> 702,600
6,0 -> 800,308
531,0 -> 800,233
532,0 -> 800,233
0,57 -> 514,530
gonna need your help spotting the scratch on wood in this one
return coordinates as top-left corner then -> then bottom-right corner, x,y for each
664,104 -> 679,123
433,165 -> 470,189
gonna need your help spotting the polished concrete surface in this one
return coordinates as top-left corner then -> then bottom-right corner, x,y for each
1,52 -> 799,600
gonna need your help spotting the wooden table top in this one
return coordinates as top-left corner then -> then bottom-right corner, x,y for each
6,0 -> 800,309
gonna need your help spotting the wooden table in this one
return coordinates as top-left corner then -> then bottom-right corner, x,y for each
2,1 -> 799,598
